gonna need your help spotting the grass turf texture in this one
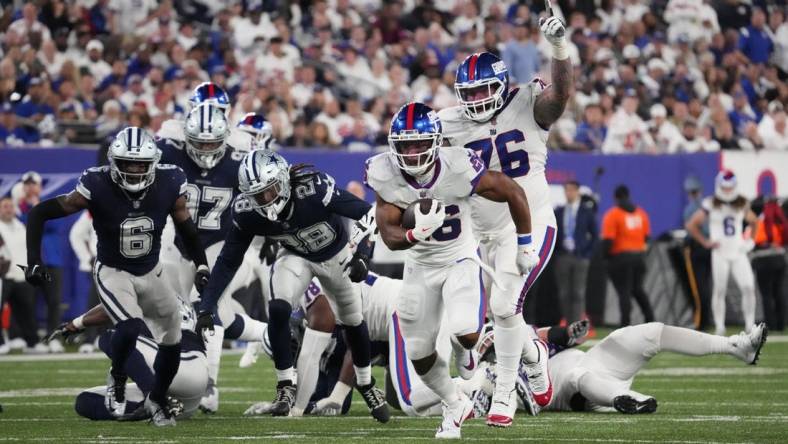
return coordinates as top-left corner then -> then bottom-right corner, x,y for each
1,331 -> 787,443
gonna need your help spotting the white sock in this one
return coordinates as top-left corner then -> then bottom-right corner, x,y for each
327,381 -> 352,404
205,325 -> 225,385
354,365 -> 372,387
520,322 -> 540,363
276,366 -> 296,383
237,314 -> 267,342
455,374 -> 483,397
493,317 -> 525,394
712,287 -> 727,334
409,385 -> 443,412
450,335 -> 472,368
294,328 -> 333,410
741,287 -> 756,332
419,355 -> 459,408
660,325 -> 730,355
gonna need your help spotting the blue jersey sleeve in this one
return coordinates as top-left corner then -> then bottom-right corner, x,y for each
75,167 -> 107,201
313,173 -> 372,220
198,219 -> 254,313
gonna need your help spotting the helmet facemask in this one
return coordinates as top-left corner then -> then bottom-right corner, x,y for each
389,131 -> 442,177
455,77 -> 506,122
714,171 -> 738,203
243,168 -> 291,221
109,156 -> 158,193
186,134 -> 227,170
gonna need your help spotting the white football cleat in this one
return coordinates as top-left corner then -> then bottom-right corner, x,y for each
105,370 -> 127,417
48,339 -> 64,353
730,322 -> 768,365
78,343 -> 96,354
486,385 -> 516,427
0,343 -> 9,355
435,392 -> 474,439
199,382 -> 219,414
455,348 -> 480,380
24,343 -> 50,354
240,342 -> 262,368
144,395 -> 176,427
522,339 -> 553,407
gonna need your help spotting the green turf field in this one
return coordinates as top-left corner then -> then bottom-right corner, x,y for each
1,332 -> 786,443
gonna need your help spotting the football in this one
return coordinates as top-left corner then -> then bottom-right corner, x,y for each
402,198 -> 439,229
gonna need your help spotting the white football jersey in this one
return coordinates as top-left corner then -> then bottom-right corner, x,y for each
365,148 -> 485,267
157,118 -> 253,152
544,348 -> 586,412
438,79 -> 555,235
702,197 -> 748,259
360,274 -> 401,342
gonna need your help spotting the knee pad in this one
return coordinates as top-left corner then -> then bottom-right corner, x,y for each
489,289 -> 519,319
268,299 -> 292,328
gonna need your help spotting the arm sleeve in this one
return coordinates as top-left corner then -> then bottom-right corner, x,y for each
26,198 -> 70,264
326,181 -> 373,220
198,221 -> 254,312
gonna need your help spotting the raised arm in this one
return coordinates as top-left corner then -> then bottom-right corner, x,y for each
533,15 -> 573,129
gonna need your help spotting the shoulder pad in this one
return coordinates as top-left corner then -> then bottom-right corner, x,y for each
364,153 -> 395,189
436,106 -> 464,124
225,146 -> 247,163
156,137 -> 185,151
156,163 -> 180,170
85,165 -> 109,174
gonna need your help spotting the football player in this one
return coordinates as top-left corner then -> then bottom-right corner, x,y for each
518,322 -> 767,414
157,82 -> 251,150
52,300 -> 209,420
25,127 -> 208,426
157,103 -> 269,413
437,11 -> 573,426
236,112 -> 276,151
686,170 -> 759,336
196,150 -> 389,421
366,102 -> 539,439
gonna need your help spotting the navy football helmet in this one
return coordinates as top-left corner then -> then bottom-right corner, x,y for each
388,102 -> 442,176
237,112 -> 275,150
454,52 -> 510,122
188,82 -> 230,114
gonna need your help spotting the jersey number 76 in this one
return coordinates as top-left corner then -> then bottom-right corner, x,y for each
465,129 -> 530,178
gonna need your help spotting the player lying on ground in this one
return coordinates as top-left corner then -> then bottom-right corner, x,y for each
366,101 -> 539,439
196,149 -> 389,422
50,301 -> 208,420
478,321 -> 767,415
25,127 -> 208,426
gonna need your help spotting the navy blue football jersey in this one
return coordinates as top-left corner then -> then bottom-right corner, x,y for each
76,164 -> 187,276
199,171 -> 371,311
157,138 -> 245,250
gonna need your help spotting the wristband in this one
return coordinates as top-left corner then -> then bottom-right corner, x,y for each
197,264 -> 210,273
405,229 -> 418,244
517,234 -> 533,246
72,314 -> 85,330
551,39 -> 569,61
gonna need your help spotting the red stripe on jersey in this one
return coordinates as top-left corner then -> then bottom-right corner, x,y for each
468,54 -> 479,81
208,83 -> 215,98
405,103 -> 415,130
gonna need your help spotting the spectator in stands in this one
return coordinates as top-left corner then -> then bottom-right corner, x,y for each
728,88 -> 759,137
650,103 -> 683,154
0,103 -> 38,146
678,119 -> 720,152
758,102 -> 788,151
751,197 -> 787,332
602,90 -> 655,154
601,185 -> 655,327
308,121 -> 333,147
0,196 -> 44,353
739,7 -> 773,64
769,8 -> 788,76
15,78 -> 54,128
502,21 -> 540,86
6,3 -> 52,45
572,105 -> 608,152
554,180 -> 598,323
119,74 -> 152,110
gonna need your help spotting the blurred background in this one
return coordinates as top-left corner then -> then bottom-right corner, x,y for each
0,0 -> 786,353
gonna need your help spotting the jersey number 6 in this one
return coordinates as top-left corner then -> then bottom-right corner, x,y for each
120,217 -> 154,258
465,129 -> 530,178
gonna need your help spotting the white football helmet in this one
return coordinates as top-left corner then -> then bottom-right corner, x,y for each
179,297 -> 197,331
236,112 -> 275,151
238,150 -> 291,221
107,127 -> 161,193
184,103 -> 230,170
715,170 -> 738,202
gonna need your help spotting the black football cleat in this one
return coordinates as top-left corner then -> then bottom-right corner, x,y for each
613,395 -> 657,414
270,380 -> 296,416
357,377 -> 390,423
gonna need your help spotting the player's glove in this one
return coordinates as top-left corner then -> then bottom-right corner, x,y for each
259,238 -> 280,265
539,15 -> 568,59
23,263 -> 51,287
408,200 -> 446,243
516,234 -> 540,275
344,252 -> 370,283
46,320 -> 85,344
350,207 -> 376,247
194,265 -> 210,294
196,310 -> 215,334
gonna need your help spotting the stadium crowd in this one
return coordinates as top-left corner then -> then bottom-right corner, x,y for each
0,0 -> 786,152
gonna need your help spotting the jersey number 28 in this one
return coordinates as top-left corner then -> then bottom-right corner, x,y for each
465,129 -> 530,178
